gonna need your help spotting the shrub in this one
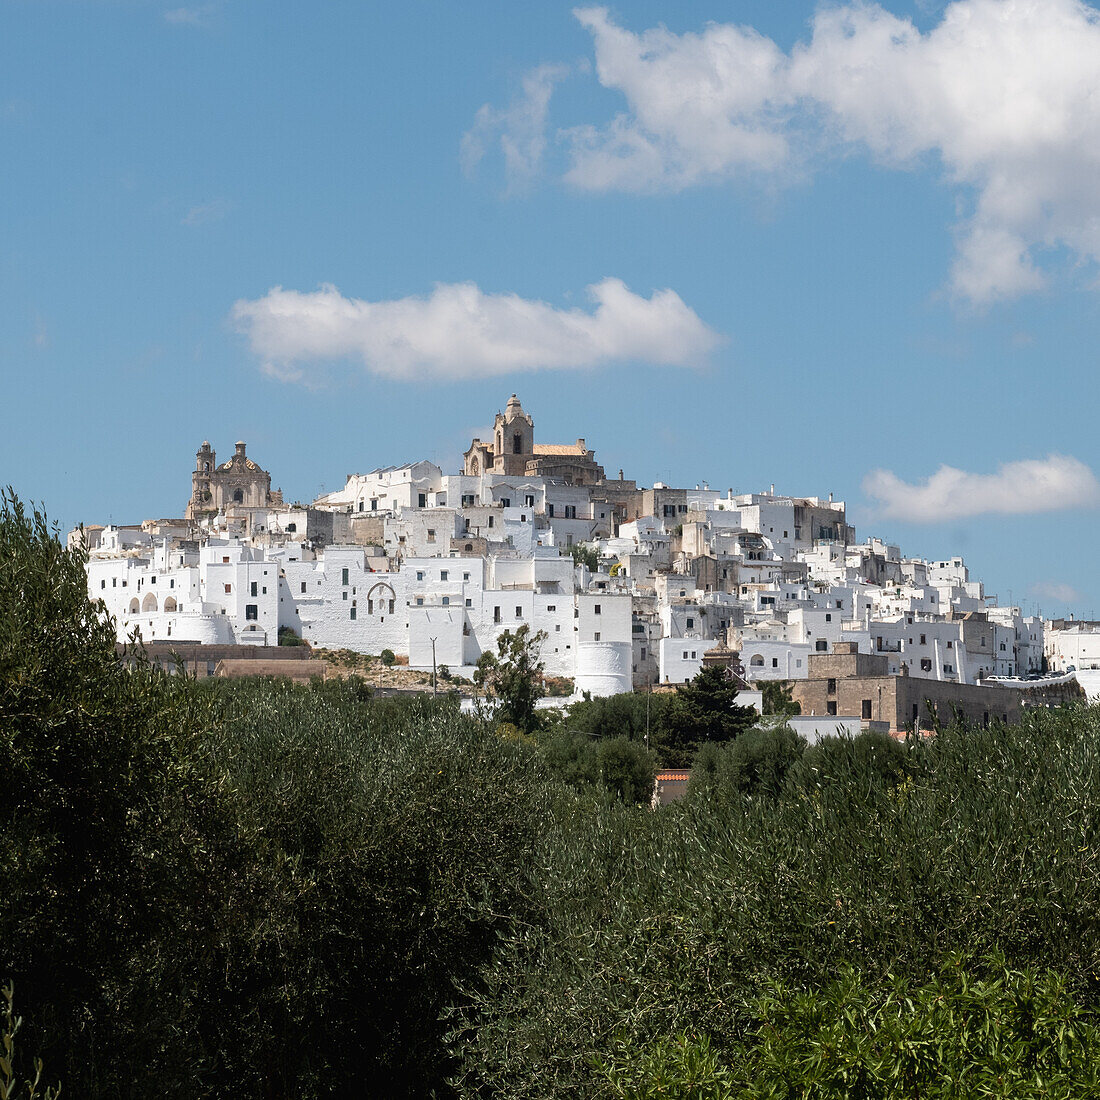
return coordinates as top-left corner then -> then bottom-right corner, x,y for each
380,648 -> 396,666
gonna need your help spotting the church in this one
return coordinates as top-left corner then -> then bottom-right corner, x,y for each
185,440 -> 283,520
462,394 -> 606,485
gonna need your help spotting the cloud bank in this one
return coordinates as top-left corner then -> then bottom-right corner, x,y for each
232,278 -> 722,382
863,454 -> 1100,522
1030,580 -> 1082,604
477,1 -> 1100,302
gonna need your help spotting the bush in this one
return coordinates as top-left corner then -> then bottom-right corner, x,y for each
380,648 -> 396,666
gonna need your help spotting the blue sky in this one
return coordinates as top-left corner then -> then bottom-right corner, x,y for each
4,0 -> 1100,616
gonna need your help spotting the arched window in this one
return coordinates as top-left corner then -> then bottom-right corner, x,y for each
750,654 -> 765,667
513,432 -> 523,454
203,462 -> 210,472
232,489 -> 244,504
129,597 -> 140,614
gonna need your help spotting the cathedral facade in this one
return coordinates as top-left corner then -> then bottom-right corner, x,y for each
462,394 -> 606,485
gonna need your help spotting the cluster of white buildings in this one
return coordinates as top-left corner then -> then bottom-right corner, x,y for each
76,396 -> 1092,699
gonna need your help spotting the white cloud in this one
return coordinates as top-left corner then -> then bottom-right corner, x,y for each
482,1 -> 1100,301
232,278 -> 722,383
463,64 -> 569,191
1030,580 -> 1082,604
182,198 -> 231,226
863,454 -> 1100,522
164,6 -> 213,27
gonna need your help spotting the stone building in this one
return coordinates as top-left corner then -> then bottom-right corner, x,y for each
186,441 -> 283,520
790,641 -> 1029,731
463,394 -> 606,485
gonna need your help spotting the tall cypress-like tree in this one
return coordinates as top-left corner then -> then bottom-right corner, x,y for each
663,665 -> 758,765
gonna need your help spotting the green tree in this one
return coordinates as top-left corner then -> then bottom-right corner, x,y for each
474,624 -> 548,732
690,725 -> 805,802
565,543 -> 600,572
760,679 -> 800,716
662,665 -> 757,766
0,491 -> 212,1095
596,738 -> 657,804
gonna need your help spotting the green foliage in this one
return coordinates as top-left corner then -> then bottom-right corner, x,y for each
596,738 -> 657,804
689,724 -> 805,802
741,954 -> 1100,1098
1,983 -> 61,1100
474,624 -> 547,732
0,490 -> 213,1095
662,666 -> 757,766
759,679 -> 800,716
595,956 -> 1100,1099
277,625 -> 307,646
541,728 -> 598,789
565,543 -> 600,572
594,1032 -> 736,1100
453,709 -> 1100,1095
380,647 -> 396,666
567,691 -> 672,748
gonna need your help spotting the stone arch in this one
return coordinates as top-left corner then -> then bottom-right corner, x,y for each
749,654 -> 765,667
367,582 -> 396,616
129,597 -> 140,614
142,592 -> 158,612
163,596 -> 178,612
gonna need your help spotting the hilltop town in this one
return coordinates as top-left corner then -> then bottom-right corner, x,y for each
74,394 -> 1094,731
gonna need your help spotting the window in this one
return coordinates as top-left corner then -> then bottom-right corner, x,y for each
947,640 -> 953,649
222,556 -> 230,564
442,596 -> 449,606
245,604 -> 258,621
250,581 -> 258,597
594,632 -> 601,641
427,529 -> 436,542
350,606 -> 356,620
772,658 -> 779,668
494,606 -> 501,623
342,591 -> 348,601
488,516 -> 494,528
921,658 -> 932,672
416,571 -> 424,581
827,678 -> 837,693
418,493 -> 426,508
525,494 -> 535,506
547,503 -> 554,517
465,598 -> 472,607
827,701 -> 838,716
300,581 -> 307,594
920,634 -> 926,645
825,613 -> 832,622
500,497 -> 511,509
463,572 -> 470,581
547,604 -> 556,612
371,499 -> 378,511
515,605 -> 522,619
686,616 -> 693,629
341,568 -> 349,586
416,597 -> 423,606
683,651 -> 689,659
440,570 -> 448,581
815,639 -> 828,651
862,699 -> 872,719
101,579 -> 106,589
224,583 -> 232,594
595,604 -> 602,615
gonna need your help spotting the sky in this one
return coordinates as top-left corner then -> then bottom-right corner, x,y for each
4,0 -> 1100,617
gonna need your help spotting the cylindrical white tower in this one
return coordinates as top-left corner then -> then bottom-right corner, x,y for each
574,639 -> 632,697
